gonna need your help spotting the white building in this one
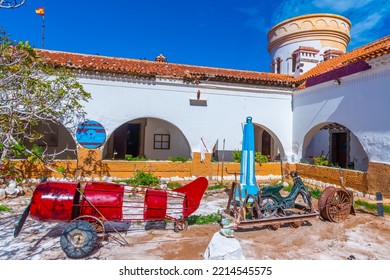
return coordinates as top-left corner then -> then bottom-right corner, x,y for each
34,13 -> 390,194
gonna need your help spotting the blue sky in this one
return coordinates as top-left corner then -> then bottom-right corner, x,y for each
1,0 -> 389,72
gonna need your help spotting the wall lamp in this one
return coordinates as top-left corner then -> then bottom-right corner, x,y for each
333,78 -> 341,85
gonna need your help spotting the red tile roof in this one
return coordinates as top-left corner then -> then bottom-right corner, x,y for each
37,50 -> 293,86
36,35 -> 390,90
293,46 -> 320,53
295,35 -> 390,85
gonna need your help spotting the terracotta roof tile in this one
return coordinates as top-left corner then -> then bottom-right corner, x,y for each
36,35 -> 390,90
293,46 -> 320,53
37,50 -> 293,86
323,49 -> 344,55
295,35 -> 390,84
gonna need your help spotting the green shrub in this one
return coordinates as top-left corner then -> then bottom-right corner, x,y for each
309,188 -> 322,199
354,200 -> 390,214
168,156 -> 188,162
232,150 -> 241,163
167,181 -> 182,189
208,183 -> 230,191
186,213 -> 221,225
129,171 -> 159,186
255,152 -> 269,163
232,150 -> 269,163
124,154 -> 148,161
0,205 -> 12,212
313,155 -> 329,166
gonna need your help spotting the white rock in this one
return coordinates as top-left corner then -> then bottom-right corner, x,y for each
8,181 -> 17,188
16,186 -> 25,196
0,189 -> 6,200
203,232 -> 245,260
5,187 -> 19,198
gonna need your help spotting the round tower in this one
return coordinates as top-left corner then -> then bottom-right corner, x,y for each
267,13 -> 351,76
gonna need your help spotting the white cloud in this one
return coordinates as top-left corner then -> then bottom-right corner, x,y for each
350,13 -> 385,46
272,0 -> 390,47
313,0 -> 374,12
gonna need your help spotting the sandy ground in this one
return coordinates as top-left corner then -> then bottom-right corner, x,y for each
1,190 -> 390,260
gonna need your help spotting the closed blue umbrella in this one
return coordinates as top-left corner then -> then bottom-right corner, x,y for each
236,117 -> 258,201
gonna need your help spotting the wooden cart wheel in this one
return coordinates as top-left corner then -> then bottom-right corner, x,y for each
60,220 -> 98,259
174,220 -> 188,232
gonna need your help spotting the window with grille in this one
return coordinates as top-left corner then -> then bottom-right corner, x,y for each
154,134 -> 170,149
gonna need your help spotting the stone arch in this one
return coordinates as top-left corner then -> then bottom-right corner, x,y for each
103,117 -> 191,160
302,122 -> 368,171
253,123 -> 286,161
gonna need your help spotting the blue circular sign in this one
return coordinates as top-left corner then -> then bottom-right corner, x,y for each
76,120 -> 106,149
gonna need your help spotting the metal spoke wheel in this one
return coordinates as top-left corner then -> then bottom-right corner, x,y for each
60,220 -> 98,259
260,197 -> 278,218
173,220 -> 188,233
74,215 -> 106,237
318,188 -> 352,222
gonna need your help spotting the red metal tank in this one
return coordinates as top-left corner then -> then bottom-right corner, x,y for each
143,189 -> 167,220
30,182 -> 80,222
79,182 -> 124,221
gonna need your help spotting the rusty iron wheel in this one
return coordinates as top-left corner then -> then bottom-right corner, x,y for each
326,188 -> 352,222
318,187 -> 336,220
319,188 -> 352,222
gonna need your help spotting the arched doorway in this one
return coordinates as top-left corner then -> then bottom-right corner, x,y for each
103,118 -> 191,160
23,121 -> 77,160
254,124 -> 285,161
302,122 -> 368,171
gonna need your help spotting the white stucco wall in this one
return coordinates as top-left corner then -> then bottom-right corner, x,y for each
303,129 -> 329,163
270,40 -> 321,74
293,59 -> 390,166
76,76 -> 294,161
143,118 -> 191,159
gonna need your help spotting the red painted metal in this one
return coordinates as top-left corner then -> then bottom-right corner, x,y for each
28,176 -> 208,225
80,182 -> 124,221
30,182 -> 80,222
175,176 -> 208,217
143,189 -> 167,220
